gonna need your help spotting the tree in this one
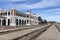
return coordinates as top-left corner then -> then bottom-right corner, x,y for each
38,16 -> 43,24
43,19 -> 47,24
38,16 -> 42,21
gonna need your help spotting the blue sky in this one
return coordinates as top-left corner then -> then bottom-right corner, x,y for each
0,0 -> 60,22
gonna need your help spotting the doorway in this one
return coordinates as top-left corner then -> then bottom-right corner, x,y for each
2,19 -> 6,25
8,19 -> 10,25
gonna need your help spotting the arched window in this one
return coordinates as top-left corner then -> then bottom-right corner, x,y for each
2,19 -> 6,25
5,12 -> 7,15
1,13 -> 2,16
19,20 -> 21,25
0,19 -> 1,25
27,15 -> 29,18
27,20 -> 29,23
16,19 -> 18,25
8,19 -> 10,25
8,12 -> 10,15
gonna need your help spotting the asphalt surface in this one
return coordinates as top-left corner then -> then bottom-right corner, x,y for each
36,23 -> 60,40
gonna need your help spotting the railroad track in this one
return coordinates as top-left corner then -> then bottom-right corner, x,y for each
0,26 -> 39,35
13,25 -> 51,40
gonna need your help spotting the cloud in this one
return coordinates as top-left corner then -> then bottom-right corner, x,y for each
35,8 -> 60,22
38,14 -> 60,22
0,0 -> 60,10
0,0 -> 60,22
18,0 -> 60,9
10,0 -> 27,1
46,15 -> 60,22
0,0 -> 27,1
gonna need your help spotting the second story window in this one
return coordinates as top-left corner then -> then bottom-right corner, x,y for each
5,12 -> 7,15
27,20 -> 29,23
8,12 -> 10,15
2,12 -> 7,16
0,13 -> 1,16
27,15 -> 29,18
1,13 -> 2,16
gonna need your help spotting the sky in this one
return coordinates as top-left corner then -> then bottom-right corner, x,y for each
0,0 -> 60,22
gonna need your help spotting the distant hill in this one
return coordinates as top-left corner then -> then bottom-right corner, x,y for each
48,21 -> 57,23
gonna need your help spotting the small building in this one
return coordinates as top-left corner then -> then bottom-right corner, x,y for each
0,9 -> 38,26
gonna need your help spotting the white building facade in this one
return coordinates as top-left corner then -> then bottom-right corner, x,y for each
0,9 -> 38,26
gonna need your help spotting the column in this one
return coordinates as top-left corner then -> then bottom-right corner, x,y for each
6,19 -> 8,26
26,19 -> 27,25
0,19 -> 1,26
23,20 -> 24,25
1,19 -> 3,26
22,20 -> 23,25
25,20 -> 26,25
18,19 -> 19,25
10,9 -> 16,26
7,11 -> 8,16
21,19 -> 22,25
23,20 -> 25,25
24,20 -> 25,25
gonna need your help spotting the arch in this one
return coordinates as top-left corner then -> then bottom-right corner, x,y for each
22,20 -> 24,25
2,19 -> 6,25
23,20 -> 26,25
27,20 -> 29,23
19,19 -> 21,25
16,19 -> 18,25
8,19 -> 10,25
25,20 -> 26,25
0,19 -> 1,25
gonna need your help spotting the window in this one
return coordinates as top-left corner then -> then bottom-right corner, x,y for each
2,19 -> 6,25
16,19 -> 18,25
27,20 -> 29,23
3,12 -> 7,15
19,20 -> 21,25
27,15 -> 29,18
1,13 -> 2,15
5,12 -> 7,15
8,12 -> 10,15
8,19 -> 10,25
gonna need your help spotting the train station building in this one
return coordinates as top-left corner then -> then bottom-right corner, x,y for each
0,8 -> 38,26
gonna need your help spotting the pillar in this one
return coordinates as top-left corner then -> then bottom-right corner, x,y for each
6,19 -> 8,26
23,20 -> 24,25
1,19 -> 3,26
7,11 -> 8,16
21,19 -> 22,25
24,20 -> 26,25
18,19 -> 19,25
10,9 -> 16,26
23,20 -> 25,25
0,19 -> 1,26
